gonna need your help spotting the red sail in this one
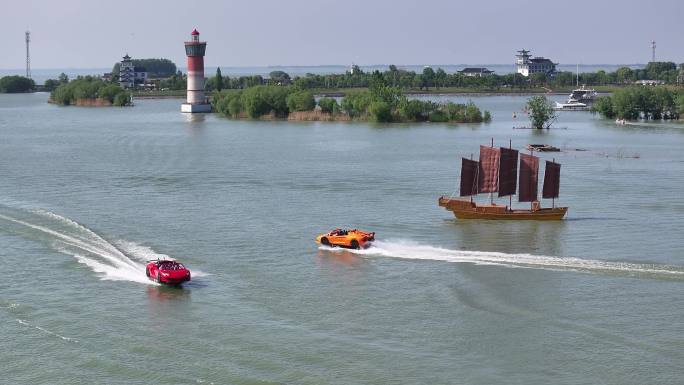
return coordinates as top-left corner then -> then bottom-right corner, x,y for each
519,153 -> 539,202
542,161 -> 561,199
478,146 -> 500,193
460,158 -> 479,196
498,147 -> 518,197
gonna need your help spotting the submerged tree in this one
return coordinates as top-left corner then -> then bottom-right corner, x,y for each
526,95 -> 556,129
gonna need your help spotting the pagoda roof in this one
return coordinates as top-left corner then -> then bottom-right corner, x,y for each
529,57 -> 554,64
459,67 -> 494,73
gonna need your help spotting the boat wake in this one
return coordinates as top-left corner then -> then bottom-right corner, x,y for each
0,207 -> 179,284
16,319 -> 78,343
323,239 -> 684,279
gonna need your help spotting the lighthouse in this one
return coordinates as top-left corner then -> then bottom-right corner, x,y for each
181,29 -> 211,113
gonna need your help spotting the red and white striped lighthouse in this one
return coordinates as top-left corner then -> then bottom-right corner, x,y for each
181,29 -> 211,113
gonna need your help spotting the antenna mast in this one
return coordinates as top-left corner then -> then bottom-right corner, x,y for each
651,40 -> 656,62
25,30 -> 31,79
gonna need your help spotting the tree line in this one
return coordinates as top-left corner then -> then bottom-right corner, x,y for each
203,62 -> 684,93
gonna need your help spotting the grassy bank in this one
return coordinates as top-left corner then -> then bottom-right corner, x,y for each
131,89 -> 186,98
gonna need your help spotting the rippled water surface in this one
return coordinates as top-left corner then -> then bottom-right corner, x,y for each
1,93 -> 683,384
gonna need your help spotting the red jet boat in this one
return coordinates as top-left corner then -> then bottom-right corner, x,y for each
146,259 -> 191,285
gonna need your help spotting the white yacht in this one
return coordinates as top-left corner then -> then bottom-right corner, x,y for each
568,85 -> 598,103
554,86 -> 597,111
554,100 -> 588,111
554,65 -> 598,111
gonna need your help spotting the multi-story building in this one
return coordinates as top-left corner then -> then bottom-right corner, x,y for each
516,49 -> 556,77
118,54 -> 147,89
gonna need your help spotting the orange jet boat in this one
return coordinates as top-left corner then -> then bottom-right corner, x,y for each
316,229 -> 375,249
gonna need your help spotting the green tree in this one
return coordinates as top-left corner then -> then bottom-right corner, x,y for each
341,90 -> 372,117
464,102 -> 484,122
113,91 -> 131,106
369,100 -> 392,122
645,62 -> 676,78
675,93 -> 684,116
526,96 -> 556,129
269,70 -> 291,85
0,76 -> 35,93
615,67 -> 634,83
97,84 -> 124,103
483,110 -> 492,122
421,67 -> 435,90
435,68 -> 447,89
530,72 -> 547,86
592,96 -> 616,118
318,97 -> 339,113
45,79 -> 62,91
215,67 -> 223,91
58,73 -> 69,84
286,90 -> 315,112
228,96 -> 243,117
239,85 -> 290,118
397,98 -> 428,121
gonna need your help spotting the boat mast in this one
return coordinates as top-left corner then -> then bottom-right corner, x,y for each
576,64 -> 579,87
490,138 -> 495,205
552,157 -> 555,208
530,147 -> 534,211
509,139 -> 513,210
470,153 -> 474,203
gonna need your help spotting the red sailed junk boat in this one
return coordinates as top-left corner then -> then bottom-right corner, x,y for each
146,260 -> 191,285
438,143 -> 567,220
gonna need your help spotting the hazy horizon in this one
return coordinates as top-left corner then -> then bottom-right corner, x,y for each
1,0 -> 682,70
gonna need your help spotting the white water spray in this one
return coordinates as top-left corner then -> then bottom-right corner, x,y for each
322,239 -> 684,279
0,209 -> 177,284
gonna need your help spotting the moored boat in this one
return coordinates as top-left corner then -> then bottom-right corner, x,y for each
526,144 -> 560,152
553,100 -> 588,111
438,143 -> 568,220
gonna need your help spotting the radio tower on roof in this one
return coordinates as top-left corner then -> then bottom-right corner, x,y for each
651,40 -> 656,63
25,30 -> 31,79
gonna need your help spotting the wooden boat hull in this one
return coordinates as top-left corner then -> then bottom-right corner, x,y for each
438,197 -> 567,220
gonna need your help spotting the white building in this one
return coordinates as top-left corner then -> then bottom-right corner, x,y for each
458,67 -> 494,77
119,54 -> 147,89
635,80 -> 665,86
516,49 -> 556,77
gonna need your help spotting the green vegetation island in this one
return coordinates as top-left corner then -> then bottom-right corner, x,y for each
212,72 -> 491,123
592,86 -> 684,120
0,76 -> 36,93
49,76 -> 132,107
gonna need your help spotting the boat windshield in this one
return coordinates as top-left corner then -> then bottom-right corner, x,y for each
159,262 -> 185,270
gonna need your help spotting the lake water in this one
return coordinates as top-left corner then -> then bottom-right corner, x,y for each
1,93 -> 683,385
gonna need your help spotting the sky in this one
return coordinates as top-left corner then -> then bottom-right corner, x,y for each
1,0 -> 682,69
